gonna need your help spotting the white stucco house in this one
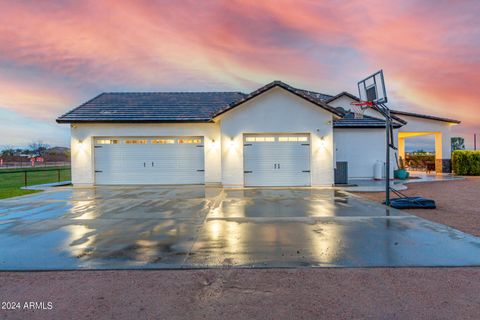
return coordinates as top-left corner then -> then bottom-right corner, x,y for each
57,81 -> 460,187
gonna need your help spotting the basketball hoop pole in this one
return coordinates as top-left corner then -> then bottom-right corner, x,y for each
373,103 -> 393,206
385,108 -> 391,206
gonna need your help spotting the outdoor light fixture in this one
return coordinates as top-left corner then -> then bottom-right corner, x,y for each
319,136 -> 327,147
228,137 -> 236,149
76,139 -> 86,152
210,138 -> 219,150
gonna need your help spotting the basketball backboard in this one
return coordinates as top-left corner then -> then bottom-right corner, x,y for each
357,70 -> 388,104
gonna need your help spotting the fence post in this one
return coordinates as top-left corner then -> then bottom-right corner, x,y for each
24,171 -> 27,187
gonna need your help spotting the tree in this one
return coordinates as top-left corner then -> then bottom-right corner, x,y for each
451,137 -> 465,151
1,145 -> 15,157
28,141 -> 50,157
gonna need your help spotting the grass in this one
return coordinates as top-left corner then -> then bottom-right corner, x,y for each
0,166 -> 71,199
0,188 -> 42,199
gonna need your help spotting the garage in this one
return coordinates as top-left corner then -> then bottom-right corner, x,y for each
243,134 -> 310,187
94,137 -> 205,185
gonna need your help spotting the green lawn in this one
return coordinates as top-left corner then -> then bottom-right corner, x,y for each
0,166 -> 71,199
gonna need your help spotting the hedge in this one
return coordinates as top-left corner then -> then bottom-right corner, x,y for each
452,150 -> 480,175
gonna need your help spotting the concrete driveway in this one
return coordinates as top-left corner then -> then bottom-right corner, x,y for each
1,186 -> 480,270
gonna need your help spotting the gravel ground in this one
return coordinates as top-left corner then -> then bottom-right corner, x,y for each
1,268 -> 480,320
355,177 -> 480,237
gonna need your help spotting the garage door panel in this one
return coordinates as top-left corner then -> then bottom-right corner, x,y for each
94,137 -> 204,185
244,135 -> 310,187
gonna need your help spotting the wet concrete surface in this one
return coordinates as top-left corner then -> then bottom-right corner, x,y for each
0,186 -> 480,270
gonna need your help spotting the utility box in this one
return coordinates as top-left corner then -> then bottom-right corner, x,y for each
334,161 -> 348,185
374,160 -> 383,180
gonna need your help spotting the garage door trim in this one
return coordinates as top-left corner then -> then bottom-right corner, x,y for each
93,136 -> 205,185
243,133 -> 311,187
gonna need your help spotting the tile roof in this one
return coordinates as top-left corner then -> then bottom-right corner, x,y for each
55,81 -> 459,126
333,112 -> 403,128
295,89 -> 333,102
57,81 -> 341,123
57,92 -> 246,123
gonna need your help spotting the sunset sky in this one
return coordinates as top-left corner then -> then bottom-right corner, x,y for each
0,0 -> 479,150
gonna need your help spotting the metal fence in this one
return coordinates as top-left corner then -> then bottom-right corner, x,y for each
0,167 -> 71,187
0,161 -> 70,169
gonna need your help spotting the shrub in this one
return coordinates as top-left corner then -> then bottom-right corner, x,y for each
452,150 -> 480,176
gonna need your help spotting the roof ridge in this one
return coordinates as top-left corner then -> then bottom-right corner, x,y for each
296,88 -> 334,97
212,80 -> 344,118
101,91 -> 246,94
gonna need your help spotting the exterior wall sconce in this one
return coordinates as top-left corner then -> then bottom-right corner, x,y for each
228,137 -> 236,149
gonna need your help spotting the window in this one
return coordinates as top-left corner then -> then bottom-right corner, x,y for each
96,139 -> 119,144
125,139 -> 148,144
152,139 -> 175,144
178,139 -> 202,144
245,136 -> 275,142
278,136 -> 308,142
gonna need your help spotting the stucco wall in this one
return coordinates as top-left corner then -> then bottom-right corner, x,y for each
334,128 -> 396,179
327,95 -> 358,111
218,87 -> 335,187
398,115 -> 453,159
70,123 -> 221,186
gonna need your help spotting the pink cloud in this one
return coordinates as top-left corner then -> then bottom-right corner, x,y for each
0,0 -> 478,146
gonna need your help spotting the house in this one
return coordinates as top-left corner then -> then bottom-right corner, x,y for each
56,81 -> 460,187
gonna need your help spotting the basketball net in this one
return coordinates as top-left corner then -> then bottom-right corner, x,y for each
350,101 -> 374,119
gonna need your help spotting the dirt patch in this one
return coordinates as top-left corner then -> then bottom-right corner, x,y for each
355,177 -> 480,237
1,268 -> 480,320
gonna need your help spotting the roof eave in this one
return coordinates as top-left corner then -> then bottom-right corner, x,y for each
56,119 -> 214,124
325,91 -> 361,104
390,110 -> 461,124
333,125 -> 403,129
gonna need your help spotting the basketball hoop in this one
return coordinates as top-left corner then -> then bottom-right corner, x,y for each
350,101 -> 374,119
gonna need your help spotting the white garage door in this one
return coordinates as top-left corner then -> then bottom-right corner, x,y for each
94,137 -> 204,185
244,134 -> 310,187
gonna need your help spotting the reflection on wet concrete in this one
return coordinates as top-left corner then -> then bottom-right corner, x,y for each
0,186 -> 480,270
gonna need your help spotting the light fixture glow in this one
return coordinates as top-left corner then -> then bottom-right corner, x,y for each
319,136 -> 327,147
228,137 -> 236,149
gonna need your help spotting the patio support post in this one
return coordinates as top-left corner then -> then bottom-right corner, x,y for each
398,137 -> 405,162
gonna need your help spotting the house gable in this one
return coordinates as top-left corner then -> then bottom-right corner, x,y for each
213,80 -> 343,120
218,86 -> 335,132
